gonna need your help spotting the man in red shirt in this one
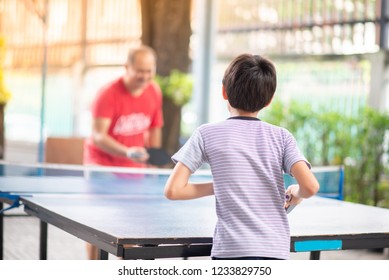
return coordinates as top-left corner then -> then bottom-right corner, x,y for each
84,45 -> 163,168
83,45 -> 163,259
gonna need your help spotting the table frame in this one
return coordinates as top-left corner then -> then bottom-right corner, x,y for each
21,196 -> 389,260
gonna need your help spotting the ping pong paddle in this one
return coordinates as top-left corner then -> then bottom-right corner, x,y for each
146,148 -> 171,166
128,148 -> 171,166
285,193 -> 296,214
285,204 -> 296,214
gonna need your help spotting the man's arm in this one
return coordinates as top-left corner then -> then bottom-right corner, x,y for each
92,117 -> 148,161
164,162 -> 214,200
148,127 -> 162,148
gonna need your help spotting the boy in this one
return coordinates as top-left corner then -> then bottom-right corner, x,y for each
164,54 -> 319,260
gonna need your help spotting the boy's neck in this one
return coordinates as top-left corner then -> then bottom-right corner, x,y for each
229,108 -> 259,118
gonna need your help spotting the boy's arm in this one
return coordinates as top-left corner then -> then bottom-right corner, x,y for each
164,162 -> 214,200
285,161 -> 320,207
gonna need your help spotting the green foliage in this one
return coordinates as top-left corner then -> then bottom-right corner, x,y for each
346,108 -> 389,205
155,70 -> 193,106
261,100 -> 389,206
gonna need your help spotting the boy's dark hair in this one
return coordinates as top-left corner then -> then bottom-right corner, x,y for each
222,54 -> 277,112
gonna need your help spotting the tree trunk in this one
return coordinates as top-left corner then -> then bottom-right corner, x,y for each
140,0 -> 191,154
161,97 -> 181,155
141,0 -> 191,75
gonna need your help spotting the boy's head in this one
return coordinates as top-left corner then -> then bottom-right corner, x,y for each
222,54 -> 277,112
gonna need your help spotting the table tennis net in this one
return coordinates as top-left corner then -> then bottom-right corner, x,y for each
0,160 -> 210,177
0,161 -> 343,200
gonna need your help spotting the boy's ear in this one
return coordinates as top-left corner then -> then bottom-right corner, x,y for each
264,96 -> 274,107
222,85 -> 228,100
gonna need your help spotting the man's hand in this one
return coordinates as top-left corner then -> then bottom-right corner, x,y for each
126,147 -> 149,163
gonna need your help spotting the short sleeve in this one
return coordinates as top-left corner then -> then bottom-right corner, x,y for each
282,129 -> 311,175
91,88 -> 115,119
171,128 -> 207,173
149,82 -> 164,128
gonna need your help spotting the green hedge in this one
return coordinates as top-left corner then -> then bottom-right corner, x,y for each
261,100 -> 389,207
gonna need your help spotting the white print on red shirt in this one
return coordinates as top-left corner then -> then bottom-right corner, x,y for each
113,113 -> 151,136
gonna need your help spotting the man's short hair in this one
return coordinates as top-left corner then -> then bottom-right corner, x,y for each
127,45 -> 157,65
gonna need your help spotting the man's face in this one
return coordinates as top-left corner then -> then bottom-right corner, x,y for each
125,52 -> 156,91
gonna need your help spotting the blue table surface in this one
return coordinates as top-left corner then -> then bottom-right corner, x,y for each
3,175 -> 389,239
2,175 -> 389,257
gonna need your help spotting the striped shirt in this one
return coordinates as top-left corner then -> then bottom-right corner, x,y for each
172,116 -> 310,259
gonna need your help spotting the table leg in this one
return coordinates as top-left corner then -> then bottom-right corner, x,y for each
0,202 -> 3,260
98,249 -> 108,260
309,251 -> 321,260
40,221 -> 48,260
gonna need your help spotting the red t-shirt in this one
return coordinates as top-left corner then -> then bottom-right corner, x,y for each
84,77 -> 164,167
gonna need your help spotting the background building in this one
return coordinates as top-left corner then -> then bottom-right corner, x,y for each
0,0 -> 388,166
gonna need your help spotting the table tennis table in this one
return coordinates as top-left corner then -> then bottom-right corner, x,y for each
1,172 -> 389,260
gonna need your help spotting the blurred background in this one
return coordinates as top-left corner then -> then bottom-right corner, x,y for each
0,0 -> 388,206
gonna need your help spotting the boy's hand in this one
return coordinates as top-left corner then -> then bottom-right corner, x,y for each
284,184 -> 303,209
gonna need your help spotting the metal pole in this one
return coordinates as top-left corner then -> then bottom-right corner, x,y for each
379,0 -> 388,49
38,0 -> 49,165
193,0 -> 216,126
